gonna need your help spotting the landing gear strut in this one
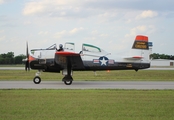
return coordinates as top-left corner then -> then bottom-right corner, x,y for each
33,70 -> 42,84
62,56 -> 73,85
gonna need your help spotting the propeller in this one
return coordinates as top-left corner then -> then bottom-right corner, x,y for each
25,42 -> 30,71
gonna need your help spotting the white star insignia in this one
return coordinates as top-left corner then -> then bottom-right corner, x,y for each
100,57 -> 108,66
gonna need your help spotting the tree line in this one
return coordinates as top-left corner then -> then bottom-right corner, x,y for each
0,52 -> 26,64
150,53 -> 174,60
0,52 -> 174,65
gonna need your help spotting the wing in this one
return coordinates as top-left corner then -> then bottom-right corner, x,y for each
55,51 -> 85,70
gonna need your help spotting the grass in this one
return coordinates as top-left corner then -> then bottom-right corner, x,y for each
0,64 -> 25,67
0,89 -> 174,120
0,70 -> 174,81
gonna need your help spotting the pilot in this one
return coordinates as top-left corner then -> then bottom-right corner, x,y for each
57,44 -> 64,51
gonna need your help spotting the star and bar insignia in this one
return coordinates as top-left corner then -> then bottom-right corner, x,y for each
93,57 -> 114,66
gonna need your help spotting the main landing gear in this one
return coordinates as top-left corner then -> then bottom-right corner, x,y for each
32,70 -> 73,85
62,75 -> 73,85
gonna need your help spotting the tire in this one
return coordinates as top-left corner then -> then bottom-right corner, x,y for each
64,81 -> 72,85
33,76 -> 41,84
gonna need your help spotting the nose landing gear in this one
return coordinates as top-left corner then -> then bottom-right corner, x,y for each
33,70 -> 42,84
33,76 -> 41,84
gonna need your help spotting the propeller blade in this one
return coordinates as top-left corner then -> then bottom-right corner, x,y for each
25,42 -> 30,71
25,60 -> 29,71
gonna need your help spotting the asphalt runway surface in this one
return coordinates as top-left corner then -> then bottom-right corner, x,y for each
0,81 -> 174,89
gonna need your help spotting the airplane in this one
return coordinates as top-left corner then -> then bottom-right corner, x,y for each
25,35 -> 153,85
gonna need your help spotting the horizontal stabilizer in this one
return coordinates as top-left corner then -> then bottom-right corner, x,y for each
124,56 -> 143,60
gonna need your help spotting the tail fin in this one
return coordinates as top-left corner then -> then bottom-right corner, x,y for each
132,35 -> 149,50
125,35 -> 152,63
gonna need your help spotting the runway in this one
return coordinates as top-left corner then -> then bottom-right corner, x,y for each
0,67 -> 24,70
0,81 -> 174,89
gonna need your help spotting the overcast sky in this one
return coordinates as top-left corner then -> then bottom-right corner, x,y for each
0,0 -> 174,56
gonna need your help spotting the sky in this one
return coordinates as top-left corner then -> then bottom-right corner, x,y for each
0,0 -> 174,56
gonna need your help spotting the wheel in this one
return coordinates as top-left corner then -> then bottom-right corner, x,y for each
62,75 -> 73,85
33,76 -> 41,84
64,81 -> 72,85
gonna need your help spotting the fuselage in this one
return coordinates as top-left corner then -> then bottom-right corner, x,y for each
29,53 -> 150,72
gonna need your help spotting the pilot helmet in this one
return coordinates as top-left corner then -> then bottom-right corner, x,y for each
59,44 -> 63,48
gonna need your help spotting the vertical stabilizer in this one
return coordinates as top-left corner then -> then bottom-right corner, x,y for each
128,35 -> 152,63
